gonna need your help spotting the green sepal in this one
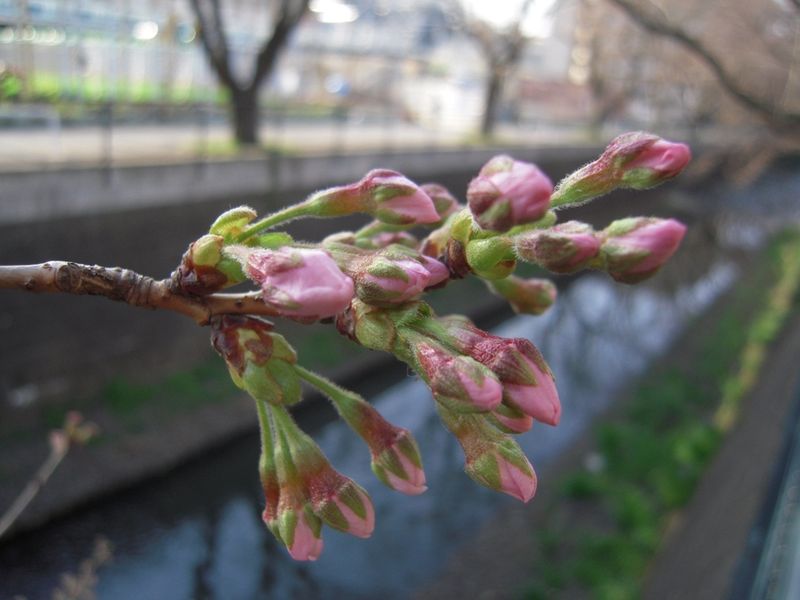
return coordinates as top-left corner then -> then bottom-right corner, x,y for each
209,206 -> 258,240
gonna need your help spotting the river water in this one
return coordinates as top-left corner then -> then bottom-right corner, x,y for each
0,246 -> 739,599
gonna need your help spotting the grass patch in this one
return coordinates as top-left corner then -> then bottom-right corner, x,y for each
523,228 -> 800,599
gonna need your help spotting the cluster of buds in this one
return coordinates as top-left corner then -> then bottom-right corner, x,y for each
176,131 -> 691,560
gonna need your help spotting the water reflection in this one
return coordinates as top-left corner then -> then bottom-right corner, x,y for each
1,262 -> 737,600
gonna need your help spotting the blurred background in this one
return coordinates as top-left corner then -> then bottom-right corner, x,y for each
1,1 -> 799,598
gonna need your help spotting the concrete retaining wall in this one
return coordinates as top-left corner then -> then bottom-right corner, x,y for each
0,145 -> 598,224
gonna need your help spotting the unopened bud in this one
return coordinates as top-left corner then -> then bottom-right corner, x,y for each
465,237 -> 517,280
343,245 -> 449,306
438,408 -> 537,502
515,221 -> 601,274
175,234 -> 238,295
242,246 -> 354,319
209,205 -> 258,241
468,155 -> 553,232
210,315 -> 301,406
551,132 -> 691,207
599,217 -> 687,283
412,339 -> 503,411
421,182 -> 461,222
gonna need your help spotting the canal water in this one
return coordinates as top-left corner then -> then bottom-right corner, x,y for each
0,244 -> 739,600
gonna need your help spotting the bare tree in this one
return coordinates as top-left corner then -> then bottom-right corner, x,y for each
452,0 -> 550,137
190,0 -> 310,146
603,0 -> 800,135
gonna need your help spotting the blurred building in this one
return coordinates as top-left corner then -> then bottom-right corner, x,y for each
0,0 -> 585,133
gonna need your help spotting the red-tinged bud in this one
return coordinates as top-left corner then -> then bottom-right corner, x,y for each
412,340 -> 503,411
515,221 -> 601,274
551,132 -> 691,207
259,452 -> 282,540
435,317 -> 561,425
421,182 -> 461,222
370,430 -> 427,495
243,246 -> 354,319
467,155 -> 553,232
272,407 -> 376,539
210,315 -> 301,406
174,234 -> 237,295
438,408 -> 537,502
600,217 -> 687,284
488,276 -> 557,316
489,403 -> 533,434
361,169 -> 440,225
337,244 -> 449,306
295,365 -> 428,495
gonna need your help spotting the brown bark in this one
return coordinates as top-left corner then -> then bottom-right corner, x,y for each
0,262 -> 278,325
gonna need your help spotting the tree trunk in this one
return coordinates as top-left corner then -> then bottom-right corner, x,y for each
232,90 -> 260,146
481,69 -> 502,138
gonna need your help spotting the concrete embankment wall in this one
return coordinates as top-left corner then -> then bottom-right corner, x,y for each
0,146 -> 597,224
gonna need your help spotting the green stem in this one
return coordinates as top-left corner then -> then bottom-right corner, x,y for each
295,365 -> 362,421
235,202 -> 315,243
254,397 -> 273,459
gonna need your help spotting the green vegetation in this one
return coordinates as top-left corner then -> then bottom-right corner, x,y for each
523,229 -> 800,600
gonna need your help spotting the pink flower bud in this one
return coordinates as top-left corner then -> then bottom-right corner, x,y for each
421,182 -> 461,221
551,132 -> 691,207
360,169 -> 440,225
279,504 -> 324,561
439,409 -> 537,502
370,429 -> 427,495
488,276 -> 557,316
515,221 -> 601,274
468,155 -> 553,232
622,138 -> 692,183
489,403 -> 533,434
350,246 -> 449,306
414,341 -> 503,411
307,469 -> 375,538
437,317 -> 561,425
600,217 -> 687,284
246,247 -> 354,318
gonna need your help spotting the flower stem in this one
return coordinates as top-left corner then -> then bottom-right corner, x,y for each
235,202 -> 316,243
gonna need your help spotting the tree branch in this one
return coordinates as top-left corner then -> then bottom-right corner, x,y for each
0,262 -> 278,325
250,0 -> 309,91
606,0 -> 800,129
190,0 -> 240,91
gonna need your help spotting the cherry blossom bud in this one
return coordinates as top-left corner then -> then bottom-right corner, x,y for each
489,403 -> 534,434
412,339 -> 503,411
309,471 -> 375,538
210,315 -> 301,406
335,299 -> 398,352
370,430 -> 427,495
341,245 -> 449,306
272,407 -> 376,539
467,155 -> 553,232
296,366 -> 428,495
245,247 -> 354,319
436,317 -> 560,425
515,221 -> 601,274
487,276 -> 556,315
551,132 -> 691,207
271,420 -> 325,561
600,217 -> 687,284
175,234 -> 237,295
361,169 -> 440,225
438,408 -> 537,502
465,237 -> 517,280
259,452 -> 282,540
421,182 -> 461,222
